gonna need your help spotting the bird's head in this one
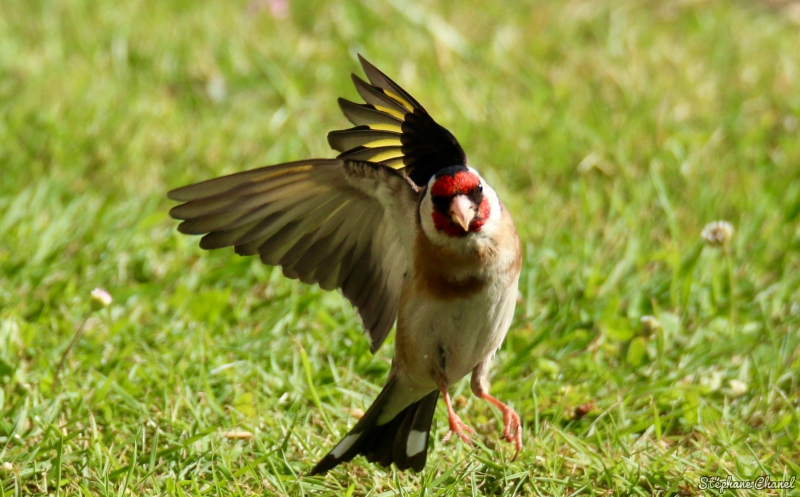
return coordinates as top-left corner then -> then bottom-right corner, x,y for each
420,166 -> 501,248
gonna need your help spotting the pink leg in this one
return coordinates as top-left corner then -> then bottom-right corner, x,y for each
441,387 -> 475,445
480,393 -> 522,461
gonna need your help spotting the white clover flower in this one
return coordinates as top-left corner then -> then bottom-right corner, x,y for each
701,221 -> 734,246
728,379 -> 748,397
90,288 -> 113,311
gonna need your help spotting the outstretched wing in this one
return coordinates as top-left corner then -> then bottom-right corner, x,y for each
168,159 -> 420,352
328,55 -> 467,187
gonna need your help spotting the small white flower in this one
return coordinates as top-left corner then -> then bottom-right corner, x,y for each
206,74 -> 227,103
701,221 -> 734,246
90,288 -> 113,310
728,379 -> 748,397
1,461 -> 12,471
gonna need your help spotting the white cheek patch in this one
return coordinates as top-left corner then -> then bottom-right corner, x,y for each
406,429 -> 427,456
478,183 -> 502,234
420,167 -> 504,250
331,432 -> 361,458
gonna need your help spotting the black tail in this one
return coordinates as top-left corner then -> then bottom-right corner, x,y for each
310,379 -> 439,475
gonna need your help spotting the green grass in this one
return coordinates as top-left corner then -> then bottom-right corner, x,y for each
1,0 -> 799,495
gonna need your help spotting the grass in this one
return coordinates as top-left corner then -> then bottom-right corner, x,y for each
1,0 -> 799,495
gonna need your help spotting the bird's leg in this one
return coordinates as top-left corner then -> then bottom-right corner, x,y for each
440,387 -> 475,445
479,392 -> 522,460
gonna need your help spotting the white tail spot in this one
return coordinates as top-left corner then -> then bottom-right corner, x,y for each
406,430 -> 427,456
331,432 -> 360,458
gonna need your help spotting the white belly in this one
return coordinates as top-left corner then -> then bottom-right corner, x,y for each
399,276 -> 518,387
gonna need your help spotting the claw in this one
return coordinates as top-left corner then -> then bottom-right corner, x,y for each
441,388 -> 475,446
481,393 -> 523,460
443,411 -> 475,445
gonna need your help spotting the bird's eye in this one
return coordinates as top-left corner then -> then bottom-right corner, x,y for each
478,183 -> 483,192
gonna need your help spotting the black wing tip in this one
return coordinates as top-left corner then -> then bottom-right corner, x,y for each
356,55 -> 391,86
198,234 -> 229,250
167,188 -> 192,202
350,72 -> 367,86
326,130 -> 340,151
171,213 -> 211,234
175,222 -> 198,235
338,97 -> 366,114
339,55 -> 465,187
168,204 -> 185,220
356,53 -> 371,69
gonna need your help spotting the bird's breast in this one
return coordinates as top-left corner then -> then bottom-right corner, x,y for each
394,215 -> 521,387
410,230 -> 495,301
396,277 -> 518,387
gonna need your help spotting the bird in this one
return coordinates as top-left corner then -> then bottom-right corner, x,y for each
167,55 -> 523,475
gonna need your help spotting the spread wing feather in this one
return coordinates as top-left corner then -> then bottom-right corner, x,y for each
338,99 -> 404,128
168,159 -> 420,352
352,74 -> 411,115
327,55 -> 468,187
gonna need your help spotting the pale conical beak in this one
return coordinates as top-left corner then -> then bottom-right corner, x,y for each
449,195 -> 475,231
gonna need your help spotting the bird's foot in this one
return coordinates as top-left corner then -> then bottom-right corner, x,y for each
500,405 -> 522,460
440,387 -> 475,446
442,411 -> 475,446
481,393 -> 522,461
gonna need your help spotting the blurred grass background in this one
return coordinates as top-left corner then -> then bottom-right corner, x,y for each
1,0 -> 799,495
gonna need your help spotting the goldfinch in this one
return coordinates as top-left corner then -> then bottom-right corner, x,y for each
168,56 -> 523,474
